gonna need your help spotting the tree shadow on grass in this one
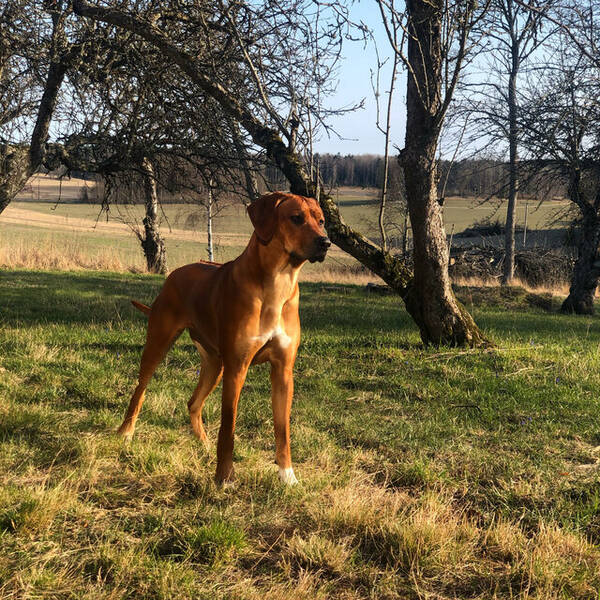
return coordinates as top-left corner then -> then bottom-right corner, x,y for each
0,271 -> 421,339
0,269 -> 163,326
7,270 -> 590,346
474,308 -> 600,344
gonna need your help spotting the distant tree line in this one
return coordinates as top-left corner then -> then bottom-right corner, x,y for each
314,154 -> 385,189
70,155 -> 567,202
285,155 -> 565,201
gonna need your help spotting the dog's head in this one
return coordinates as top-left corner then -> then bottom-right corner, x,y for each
248,192 -> 331,263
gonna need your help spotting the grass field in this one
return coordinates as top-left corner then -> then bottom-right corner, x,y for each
1,270 -> 600,598
2,177 -> 572,285
14,175 -> 571,237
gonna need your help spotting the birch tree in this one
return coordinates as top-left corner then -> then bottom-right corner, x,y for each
456,0 -> 552,283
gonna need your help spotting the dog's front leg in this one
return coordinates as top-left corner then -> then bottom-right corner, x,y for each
215,361 -> 250,486
270,360 -> 298,485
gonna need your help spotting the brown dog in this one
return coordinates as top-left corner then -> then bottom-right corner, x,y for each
119,192 -> 330,485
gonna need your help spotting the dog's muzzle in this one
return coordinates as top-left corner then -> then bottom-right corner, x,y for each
309,236 -> 331,263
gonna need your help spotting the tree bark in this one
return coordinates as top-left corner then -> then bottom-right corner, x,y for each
561,204 -> 600,315
207,181 -> 214,262
401,0 -> 485,346
139,157 -> 167,274
0,145 -> 31,214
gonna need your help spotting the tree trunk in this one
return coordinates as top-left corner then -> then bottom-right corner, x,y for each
0,58 -> 67,215
561,207 -> 600,315
0,145 -> 31,214
207,183 -> 214,262
401,142 -> 483,345
140,157 -> 167,274
401,0 -> 485,346
503,51 -> 519,284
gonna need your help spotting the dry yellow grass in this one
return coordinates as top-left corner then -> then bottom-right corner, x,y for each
0,237 -> 126,272
0,234 -> 384,285
3,235 -> 578,295
453,275 -> 573,297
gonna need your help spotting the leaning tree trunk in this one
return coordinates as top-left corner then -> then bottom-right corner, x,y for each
561,206 -> 600,315
139,157 -> 167,274
400,0 -> 485,346
0,57 -> 67,215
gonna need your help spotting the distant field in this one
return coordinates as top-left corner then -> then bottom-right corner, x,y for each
15,175 -> 571,235
1,271 -> 600,598
2,174 -> 572,277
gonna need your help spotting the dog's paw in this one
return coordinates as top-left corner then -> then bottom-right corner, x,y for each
279,467 -> 298,486
215,469 -> 236,490
116,428 -> 133,443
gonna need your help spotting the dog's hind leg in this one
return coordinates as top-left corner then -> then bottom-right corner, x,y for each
117,304 -> 183,440
188,345 -> 223,446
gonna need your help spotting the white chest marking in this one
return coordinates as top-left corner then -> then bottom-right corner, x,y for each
250,326 -> 292,349
279,467 -> 298,485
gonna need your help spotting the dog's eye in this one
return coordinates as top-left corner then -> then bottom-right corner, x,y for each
290,214 -> 304,225
318,219 -> 325,226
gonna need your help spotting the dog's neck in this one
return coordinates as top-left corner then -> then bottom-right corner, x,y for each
238,233 -> 303,296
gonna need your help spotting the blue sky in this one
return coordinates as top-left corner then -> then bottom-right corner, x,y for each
313,3 -> 407,156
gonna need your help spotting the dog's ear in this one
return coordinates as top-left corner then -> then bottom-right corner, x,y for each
247,192 -> 287,243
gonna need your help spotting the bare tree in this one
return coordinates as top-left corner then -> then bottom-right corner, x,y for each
455,0 -> 552,283
57,25 -> 258,273
371,39 -> 400,252
0,1 -> 74,215
72,0 -> 488,345
377,0 -> 489,345
519,37 -> 600,314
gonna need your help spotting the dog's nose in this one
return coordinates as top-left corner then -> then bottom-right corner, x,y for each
319,236 -> 331,250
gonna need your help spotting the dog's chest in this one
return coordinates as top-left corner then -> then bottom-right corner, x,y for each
252,300 -> 291,347
248,274 -> 297,350
252,292 -> 294,349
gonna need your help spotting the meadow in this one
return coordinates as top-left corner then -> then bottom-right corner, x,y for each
1,270 -> 600,598
1,175 -> 571,278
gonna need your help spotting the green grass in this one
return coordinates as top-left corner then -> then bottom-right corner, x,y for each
1,269 -> 600,598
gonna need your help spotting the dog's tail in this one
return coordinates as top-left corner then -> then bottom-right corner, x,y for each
131,300 -> 151,316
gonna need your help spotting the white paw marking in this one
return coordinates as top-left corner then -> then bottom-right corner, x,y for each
279,467 -> 298,485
